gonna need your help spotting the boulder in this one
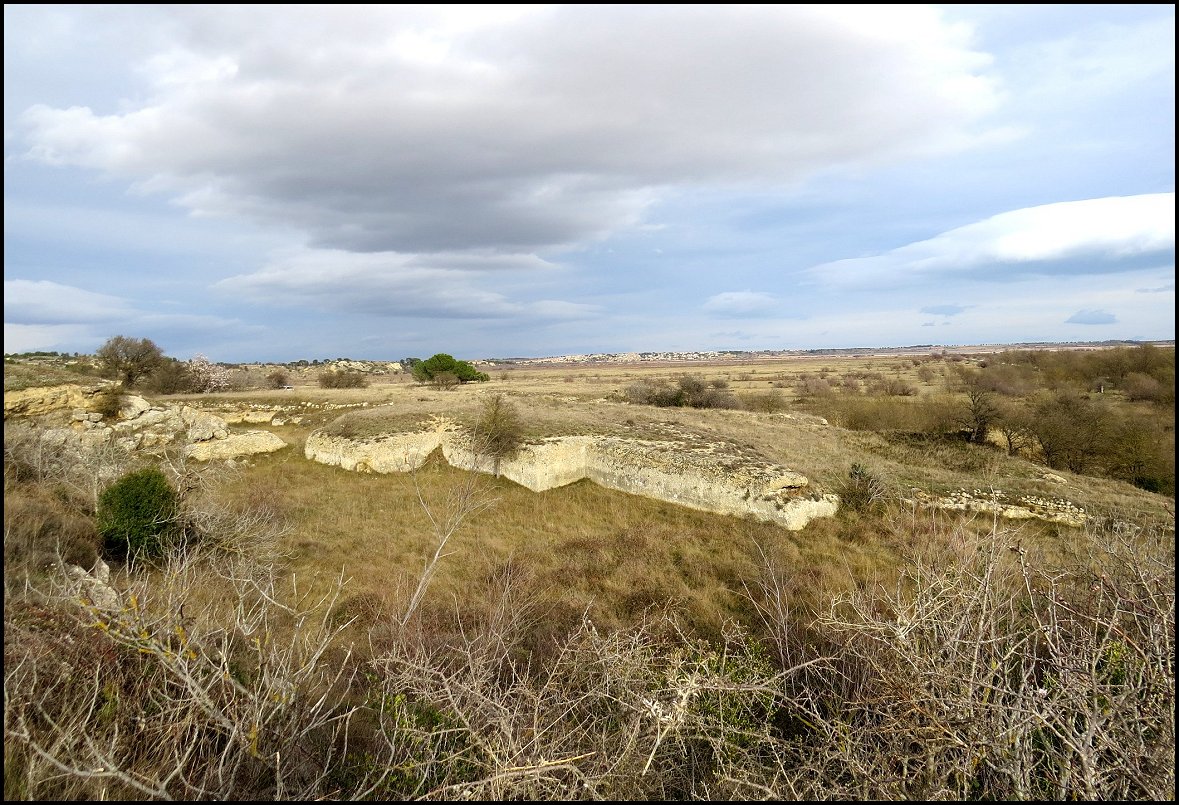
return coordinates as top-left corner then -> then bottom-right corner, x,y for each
184,431 -> 287,461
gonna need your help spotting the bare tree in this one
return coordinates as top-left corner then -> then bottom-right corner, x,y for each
95,335 -> 165,388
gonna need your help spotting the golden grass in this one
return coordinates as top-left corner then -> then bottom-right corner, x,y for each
218,445 -> 915,641
14,349 -> 1163,642
187,350 -> 1169,637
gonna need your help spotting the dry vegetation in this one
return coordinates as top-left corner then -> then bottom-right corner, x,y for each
4,345 -> 1174,800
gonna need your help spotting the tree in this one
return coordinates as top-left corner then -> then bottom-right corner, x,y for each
412,353 -> 489,387
186,354 -> 232,393
96,336 -> 165,388
993,399 -> 1033,457
1028,392 -> 1112,473
962,384 -> 999,443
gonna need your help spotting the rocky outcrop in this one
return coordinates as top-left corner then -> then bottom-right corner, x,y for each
184,431 -> 287,461
907,488 -> 1087,528
66,558 -> 120,612
6,385 -> 288,462
4,383 -> 107,419
306,423 -> 838,531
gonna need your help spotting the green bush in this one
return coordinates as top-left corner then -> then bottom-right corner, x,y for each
97,467 -> 179,561
412,353 -> 489,385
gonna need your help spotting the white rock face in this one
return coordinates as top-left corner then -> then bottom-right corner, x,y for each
306,426 -> 838,531
907,489 -> 1087,528
305,431 -> 447,473
6,385 -> 286,462
184,431 -> 287,461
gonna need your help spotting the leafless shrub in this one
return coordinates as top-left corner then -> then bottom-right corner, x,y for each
744,389 -> 786,413
868,377 -> 919,397
5,546 -> 371,800
369,598 -> 816,800
318,370 -> 369,389
775,520 -> 1175,800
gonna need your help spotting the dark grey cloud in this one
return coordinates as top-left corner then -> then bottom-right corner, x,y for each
17,6 -> 998,257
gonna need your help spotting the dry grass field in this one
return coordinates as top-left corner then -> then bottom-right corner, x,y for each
153,348 -> 1172,634
4,346 -> 1174,799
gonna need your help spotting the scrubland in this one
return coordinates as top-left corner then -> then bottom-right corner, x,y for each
4,345 -> 1174,800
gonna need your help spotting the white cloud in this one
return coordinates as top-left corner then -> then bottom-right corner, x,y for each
810,193 -> 1175,287
2,280 -> 259,357
16,5 -> 999,257
1065,309 -> 1118,325
703,291 -> 780,317
216,247 -> 595,321
3,322 -> 100,353
920,304 -> 970,316
4,279 -> 133,324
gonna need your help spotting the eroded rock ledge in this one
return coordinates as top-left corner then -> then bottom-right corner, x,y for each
5,384 -> 286,461
305,419 -> 839,531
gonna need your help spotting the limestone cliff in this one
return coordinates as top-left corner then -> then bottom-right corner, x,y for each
305,423 -> 838,531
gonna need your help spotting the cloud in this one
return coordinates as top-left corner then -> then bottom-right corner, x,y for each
3,323 -> 101,354
703,291 -> 780,317
1065,309 -> 1118,325
2,280 -> 260,356
809,193 -> 1175,287
1136,282 -> 1175,293
215,247 -> 595,321
920,303 -> 969,316
4,280 -> 134,324
16,5 -> 999,258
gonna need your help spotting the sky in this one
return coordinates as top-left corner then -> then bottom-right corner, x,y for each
4,4 -> 1175,362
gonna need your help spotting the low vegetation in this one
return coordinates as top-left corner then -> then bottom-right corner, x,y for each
3,342 -> 1174,800
318,369 -> 370,389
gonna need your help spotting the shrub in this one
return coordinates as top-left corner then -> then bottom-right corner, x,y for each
793,375 -> 833,398
96,467 -> 179,561
1122,371 -> 1170,403
744,390 -> 786,413
837,463 -> 887,513
318,370 -> 369,389
474,393 -> 524,464
266,369 -> 292,389
867,377 -> 918,396
143,359 -> 195,394
91,385 -> 126,420
625,376 -> 742,409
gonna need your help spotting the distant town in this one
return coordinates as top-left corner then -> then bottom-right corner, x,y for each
487,340 -> 1176,367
